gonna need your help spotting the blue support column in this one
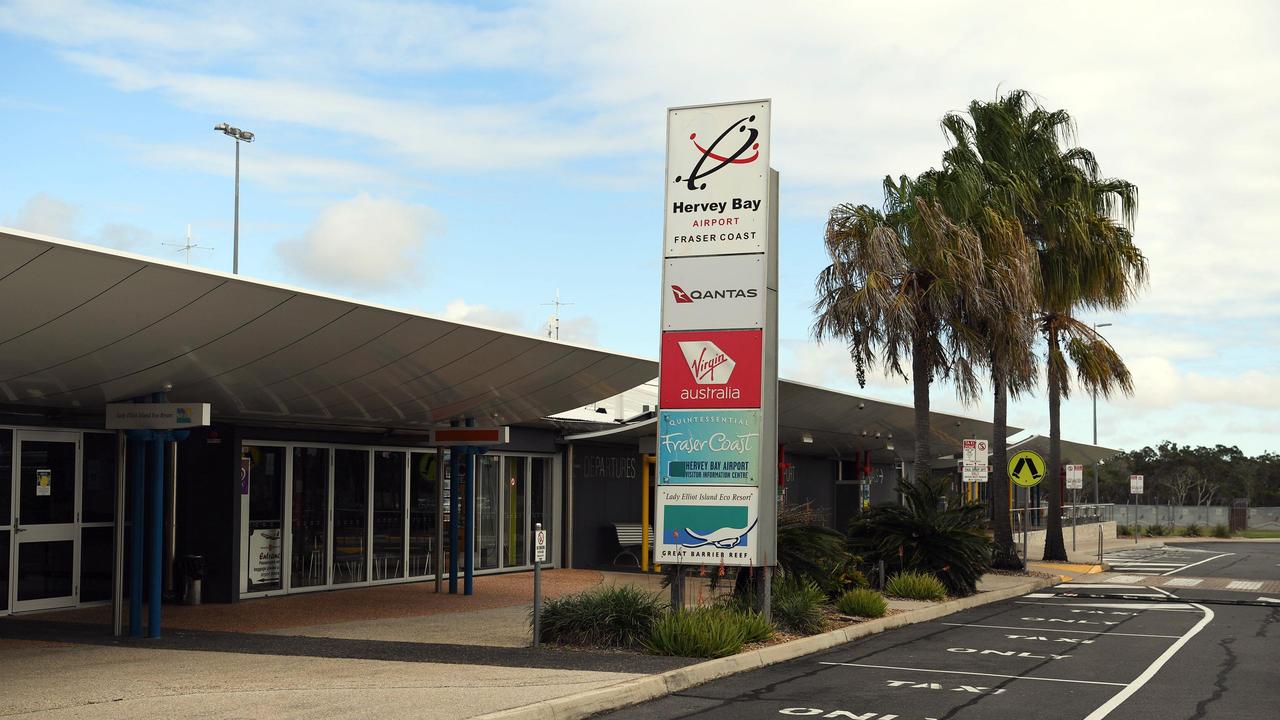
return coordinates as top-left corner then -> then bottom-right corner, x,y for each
448,448 -> 460,595
464,447 -> 475,595
149,435 -> 164,638
128,436 -> 145,637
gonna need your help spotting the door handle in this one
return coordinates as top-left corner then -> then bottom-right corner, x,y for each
15,527 -> 26,533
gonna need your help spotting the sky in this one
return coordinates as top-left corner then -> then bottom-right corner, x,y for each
1,0 -> 1277,455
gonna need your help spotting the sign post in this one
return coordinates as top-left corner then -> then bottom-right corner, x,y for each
1066,464 -> 1084,551
1130,474 -> 1144,545
656,100 -> 777,614
1009,450 -> 1045,569
532,522 -> 546,648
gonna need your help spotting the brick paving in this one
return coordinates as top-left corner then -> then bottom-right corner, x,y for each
16,568 -> 607,633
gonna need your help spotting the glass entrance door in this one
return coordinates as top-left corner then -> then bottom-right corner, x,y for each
12,431 -> 80,612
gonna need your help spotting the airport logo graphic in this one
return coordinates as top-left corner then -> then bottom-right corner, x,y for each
660,330 -> 762,408
678,340 -> 735,385
670,284 -> 758,305
671,285 -> 694,304
673,114 -> 763,191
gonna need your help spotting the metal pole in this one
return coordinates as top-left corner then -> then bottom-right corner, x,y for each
759,566 -> 772,624
640,456 -> 650,572
111,430 -> 126,637
148,436 -> 164,638
532,522 -> 542,648
1021,486 -> 1029,570
448,449 -> 459,595
434,450 -> 443,594
1072,487 -> 1077,552
164,441 -> 177,597
464,448 -> 475,596
129,435 -> 145,637
233,139 -> 240,275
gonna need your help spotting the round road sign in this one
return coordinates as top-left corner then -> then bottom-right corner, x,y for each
1008,450 -> 1045,488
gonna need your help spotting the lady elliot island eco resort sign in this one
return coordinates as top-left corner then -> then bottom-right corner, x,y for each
656,99 -> 779,567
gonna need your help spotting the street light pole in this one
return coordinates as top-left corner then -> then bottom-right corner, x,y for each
1092,322 -> 1112,510
214,123 -> 255,275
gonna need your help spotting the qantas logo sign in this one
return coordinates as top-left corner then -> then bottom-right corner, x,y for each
670,285 -> 758,304
678,340 -> 735,384
660,330 -> 762,409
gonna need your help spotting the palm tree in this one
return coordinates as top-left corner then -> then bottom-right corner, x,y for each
941,91 -> 1146,562
814,173 -> 991,485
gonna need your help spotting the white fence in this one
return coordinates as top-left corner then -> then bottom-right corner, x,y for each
1116,504 -> 1280,529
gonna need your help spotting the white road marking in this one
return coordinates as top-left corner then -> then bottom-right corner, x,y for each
1024,593 -> 1056,598
818,662 -> 1126,687
1257,597 -> 1280,603
1226,580 -> 1263,590
1059,583 -> 1149,589
1162,578 -> 1203,587
1081,602 -> 1214,720
1016,601 -> 1197,612
940,623 -> 1181,639
1107,562 -> 1186,567
1106,575 -> 1150,583
1162,552 -> 1232,576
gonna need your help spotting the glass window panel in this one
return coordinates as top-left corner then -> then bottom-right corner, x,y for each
372,451 -> 405,581
476,455 -> 500,570
333,449 -> 368,584
244,446 -> 285,593
0,531 -> 8,612
504,457 -> 527,568
0,429 -> 12,526
17,540 -> 74,601
531,457 -> 553,565
19,440 -> 76,525
79,526 -> 114,602
291,447 -> 330,589
82,433 -> 117,524
409,452 -> 438,577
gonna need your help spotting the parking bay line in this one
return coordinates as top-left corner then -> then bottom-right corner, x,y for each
1162,553 -> 1232,576
939,623 -> 1181,639
818,662 -> 1127,687
1082,602 -> 1215,720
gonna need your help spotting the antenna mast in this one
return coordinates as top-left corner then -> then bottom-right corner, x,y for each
162,224 -> 215,264
541,289 -> 574,340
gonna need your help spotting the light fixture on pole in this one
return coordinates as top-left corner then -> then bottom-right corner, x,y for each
1092,322 -> 1113,508
213,123 -> 255,275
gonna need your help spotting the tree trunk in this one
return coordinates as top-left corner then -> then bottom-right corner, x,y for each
990,355 -> 1020,569
911,335 -> 932,488
1043,331 -> 1068,562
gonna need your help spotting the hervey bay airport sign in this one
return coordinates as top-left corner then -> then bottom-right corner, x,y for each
657,99 -> 778,567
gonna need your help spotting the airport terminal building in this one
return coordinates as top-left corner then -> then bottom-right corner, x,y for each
0,228 -> 1113,617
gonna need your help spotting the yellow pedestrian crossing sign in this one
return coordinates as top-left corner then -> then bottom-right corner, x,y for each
1008,450 -> 1045,488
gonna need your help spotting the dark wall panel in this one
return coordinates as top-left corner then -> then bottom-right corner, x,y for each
569,442 -> 642,569
176,424 -> 240,603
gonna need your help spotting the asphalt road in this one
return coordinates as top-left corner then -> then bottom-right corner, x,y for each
602,542 -> 1280,720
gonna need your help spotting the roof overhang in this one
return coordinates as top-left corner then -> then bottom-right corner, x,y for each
0,227 -> 657,430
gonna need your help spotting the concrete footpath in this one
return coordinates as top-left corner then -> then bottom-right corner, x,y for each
0,570 -> 1064,720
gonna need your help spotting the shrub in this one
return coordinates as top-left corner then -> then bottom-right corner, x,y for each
885,570 -> 947,601
646,606 -> 767,658
847,479 -> 991,596
1182,524 -> 1203,537
1212,523 -> 1231,538
836,588 -> 887,619
772,576 -> 827,635
776,503 -> 851,594
1116,523 -> 1132,537
535,584 -> 664,648
828,556 -> 870,597
1144,524 -> 1168,537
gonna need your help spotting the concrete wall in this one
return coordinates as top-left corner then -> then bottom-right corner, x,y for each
1020,521 -> 1117,554
1118,505 -> 1280,529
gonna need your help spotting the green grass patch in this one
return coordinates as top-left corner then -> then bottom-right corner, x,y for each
836,588 -> 887,618
1239,529 -> 1280,539
1211,523 -> 1232,538
535,584 -> 664,648
772,576 -> 827,635
645,606 -> 772,658
884,570 -> 947,601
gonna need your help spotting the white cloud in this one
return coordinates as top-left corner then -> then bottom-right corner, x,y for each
549,315 -> 599,346
275,193 -> 437,292
5,193 -> 81,238
441,298 -> 524,331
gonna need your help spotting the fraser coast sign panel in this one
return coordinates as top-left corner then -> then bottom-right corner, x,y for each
654,486 -> 760,565
663,254 -> 766,331
659,329 -> 762,409
658,410 -> 761,486
664,100 -> 771,257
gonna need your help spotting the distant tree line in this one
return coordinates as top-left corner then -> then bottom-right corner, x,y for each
1096,442 -> 1280,506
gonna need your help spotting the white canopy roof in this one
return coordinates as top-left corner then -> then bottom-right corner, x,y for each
0,227 -> 657,430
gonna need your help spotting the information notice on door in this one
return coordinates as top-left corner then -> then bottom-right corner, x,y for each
36,468 -> 51,496
248,528 -> 282,586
